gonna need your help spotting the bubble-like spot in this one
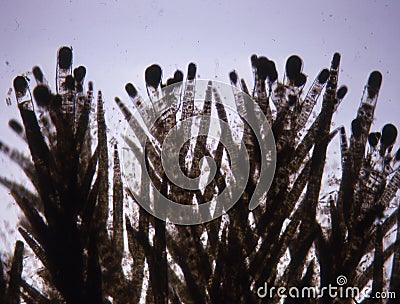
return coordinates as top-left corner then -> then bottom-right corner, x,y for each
73,66 -> 86,83
125,83 -> 138,98
33,85 -> 52,107
351,118 -> 362,139
13,76 -> 28,94
187,63 -> 197,80
145,64 -> 163,88
65,75 -> 75,90
32,66 -> 44,83
367,71 -> 383,98
294,73 -> 307,87
58,46 -> 73,69
336,85 -> 348,99
8,119 -> 23,134
318,69 -> 330,84
381,123 -> 397,147
285,55 -> 303,80
173,70 -> 184,83
368,132 -> 379,147
229,70 -> 238,84
332,53 -> 341,70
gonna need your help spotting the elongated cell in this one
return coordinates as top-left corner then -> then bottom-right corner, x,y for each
112,143 -> 124,263
358,124 -> 397,215
325,53 -> 340,102
145,64 -> 162,88
8,119 -> 26,142
213,86 -> 236,169
32,66 -> 47,85
290,54 -> 340,251
366,132 -> 381,164
179,63 -> 197,174
380,123 -> 397,155
77,81 -> 94,167
161,70 -> 184,132
145,64 -> 162,105
161,70 -> 183,132
270,82 -> 286,117
230,70 -> 259,184
291,55 -> 340,160
56,47 -> 75,123
32,85 -> 57,146
335,85 -> 348,110
357,71 -> 383,129
56,46 -> 73,94
125,82 -> 156,130
0,140 -> 35,180
289,84 -> 346,174
277,73 -> 309,151
73,66 -> 87,129
250,54 -> 258,97
394,147 -> 400,167
18,102 -> 60,228
282,55 -> 303,110
295,69 -> 329,133
7,241 -> 24,304
180,62 -> 197,122
6,87 -> 13,106
340,126 -> 348,168
230,70 -> 247,119
343,72 -> 382,209
190,81 -> 213,178
253,57 -> 273,121
63,75 -> 76,125
13,76 -> 33,111
32,84 -> 54,135
18,227 -> 48,269
115,97 -> 148,145
270,56 -> 304,125
377,169 -> 400,208
149,75 -> 182,145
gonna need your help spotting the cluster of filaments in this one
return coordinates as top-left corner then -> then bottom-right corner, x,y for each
114,51 -> 400,218
109,51 -> 400,304
1,45 -> 400,303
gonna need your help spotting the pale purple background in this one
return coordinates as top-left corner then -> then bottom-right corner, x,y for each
1,0 -> 399,249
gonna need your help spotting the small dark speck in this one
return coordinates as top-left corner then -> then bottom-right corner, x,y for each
5,61 -> 9,66
364,46 -> 367,50
329,14 -> 333,17
14,19 -> 20,31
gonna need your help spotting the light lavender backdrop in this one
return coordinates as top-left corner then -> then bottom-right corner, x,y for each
1,0 -> 399,249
